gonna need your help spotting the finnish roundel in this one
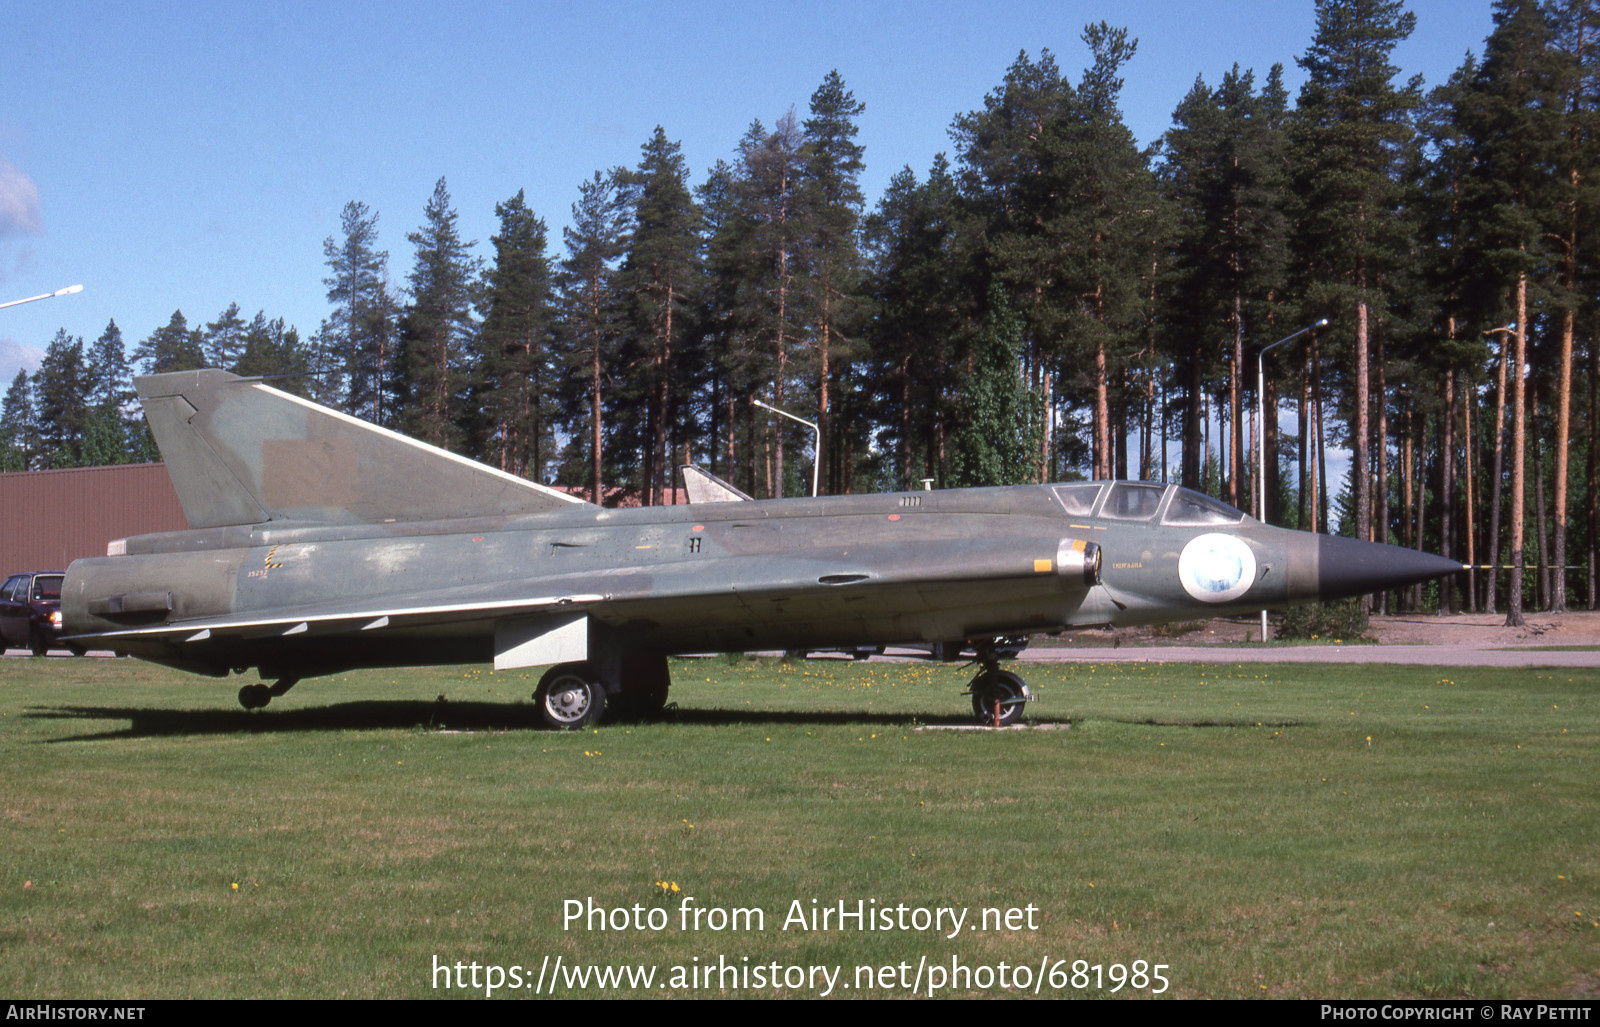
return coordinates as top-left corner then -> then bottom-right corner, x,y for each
1178,533 -> 1258,604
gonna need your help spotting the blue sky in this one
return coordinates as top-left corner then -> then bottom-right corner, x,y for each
1,0 -> 1497,388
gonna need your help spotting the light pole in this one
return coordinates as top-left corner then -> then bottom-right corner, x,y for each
1256,317 -> 1329,640
0,284 -> 83,311
752,398 -> 819,498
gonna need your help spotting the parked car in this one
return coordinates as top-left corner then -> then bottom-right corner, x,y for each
0,570 -> 79,656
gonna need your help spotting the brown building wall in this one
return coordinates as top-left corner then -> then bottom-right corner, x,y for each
549,484 -> 689,508
0,464 -> 187,572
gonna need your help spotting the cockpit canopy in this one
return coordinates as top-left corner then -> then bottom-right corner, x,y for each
1052,482 -> 1248,526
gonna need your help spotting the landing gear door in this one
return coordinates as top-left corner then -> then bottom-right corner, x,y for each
495,613 -> 589,670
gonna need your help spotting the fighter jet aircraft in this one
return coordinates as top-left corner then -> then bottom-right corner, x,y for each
61,369 -> 1462,728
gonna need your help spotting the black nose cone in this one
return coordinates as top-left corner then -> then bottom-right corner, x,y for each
1317,535 -> 1464,601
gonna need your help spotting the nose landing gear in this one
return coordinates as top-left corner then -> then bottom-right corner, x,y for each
964,640 -> 1033,727
238,677 -> 299,710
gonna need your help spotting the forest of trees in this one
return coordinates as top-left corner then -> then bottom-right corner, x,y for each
2,0 -> 1596,621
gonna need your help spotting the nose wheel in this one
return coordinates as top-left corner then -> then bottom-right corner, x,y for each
965,640 -> 1032,727
968,668 -> 1030,727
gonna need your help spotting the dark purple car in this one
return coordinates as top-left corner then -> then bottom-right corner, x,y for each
0,571 -> 80,656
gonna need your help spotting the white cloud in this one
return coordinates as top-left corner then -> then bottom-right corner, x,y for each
0,158 -> 43,239
0,336 -> 44,387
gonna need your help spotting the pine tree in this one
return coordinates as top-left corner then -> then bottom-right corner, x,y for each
396,177 -> 480,450
616,129 -> 702,504
953,28 -> 1160,482
702,134 -> 770,495
203,302 -> 247,371
82,320 -> 138,466
236,311 -> 309,386
1289,0 -> 1421,561
723,115 -> 810,498
862,158 -> 966,490
1459,0 -> 1565,624
1544,0 -> 1600,613
557,170 -> 628,503
1413,54 -> 1495,610
1070,22 -> 1164,484
33,329 -> 90,467
953,48 -> 1074,478
477,189 -> 556,478
0,370 -> 35,471
801,70 -> 868,495
87,320 -> 132,415
317,200 -> 392,420
695,158 -> 746,485
1158,65 -> 1293,503
1160,74 -> 1229,490
133,311 -> 206,374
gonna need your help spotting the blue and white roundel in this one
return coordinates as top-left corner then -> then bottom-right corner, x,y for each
1178,533 -> 1258,604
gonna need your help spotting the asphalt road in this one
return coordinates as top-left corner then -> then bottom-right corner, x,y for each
1011,644 -> 1599,668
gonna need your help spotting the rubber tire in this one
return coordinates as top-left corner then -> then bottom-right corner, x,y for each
535,664 -> 607,730
970,669 -> 1027,727
29,629 -> 48,657
238,683 -> 272,710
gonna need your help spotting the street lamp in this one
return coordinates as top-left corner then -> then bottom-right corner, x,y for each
1256,317 -> 1329,640
752,398 -> 820,498
0,284 -> 83,311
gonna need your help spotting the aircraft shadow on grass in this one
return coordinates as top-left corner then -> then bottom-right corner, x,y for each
25,701 -> 1058,743
25,700 -> 1293,743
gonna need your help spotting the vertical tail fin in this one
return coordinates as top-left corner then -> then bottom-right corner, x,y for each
680,464 -> 753,503
136,369 -> 588,528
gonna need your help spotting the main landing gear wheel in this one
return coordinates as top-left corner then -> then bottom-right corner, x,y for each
969,668 -> 1029,727
238,677 -> 299,710
535,663 -> 607,730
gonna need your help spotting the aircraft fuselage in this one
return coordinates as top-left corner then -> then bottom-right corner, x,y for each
63,480 -> 1451,681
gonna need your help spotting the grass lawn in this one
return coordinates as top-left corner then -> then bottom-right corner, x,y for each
1,654 -> 1595,999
